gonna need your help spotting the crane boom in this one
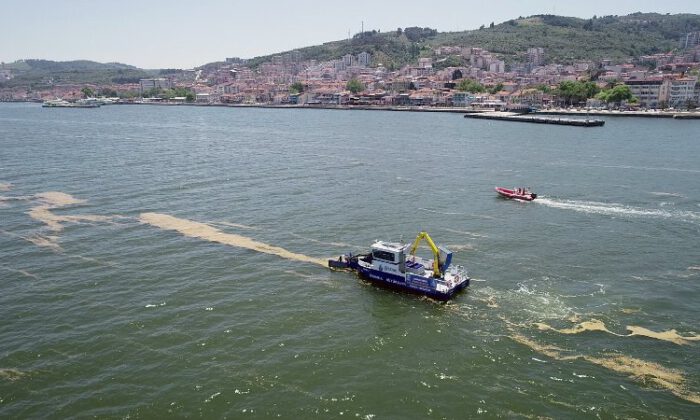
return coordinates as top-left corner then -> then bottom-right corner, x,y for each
409,231 -> 441,277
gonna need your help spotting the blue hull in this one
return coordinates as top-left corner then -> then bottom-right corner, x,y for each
352,262 -> 468,301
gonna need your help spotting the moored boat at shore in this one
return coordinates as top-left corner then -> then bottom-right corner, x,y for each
329,232 -> 469,301
42,98 -> 101,108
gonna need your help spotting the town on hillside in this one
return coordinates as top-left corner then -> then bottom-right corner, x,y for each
2,31 -> 700,111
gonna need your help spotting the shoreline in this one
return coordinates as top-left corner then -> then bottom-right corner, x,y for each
6,100 -> 700,118
113,102 -> 700,118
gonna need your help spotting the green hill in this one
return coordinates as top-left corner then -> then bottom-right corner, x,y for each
244,12 -> 700,70
1,59 -> 156,88
4,12 -> 699,89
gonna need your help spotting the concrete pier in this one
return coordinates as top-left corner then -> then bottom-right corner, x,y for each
464,112 -> 605,127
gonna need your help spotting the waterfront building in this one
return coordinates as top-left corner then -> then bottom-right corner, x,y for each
139,78 -> 172,94
452,91 -> 477,107
625,79 -> 664,108
663,76 -> 698,108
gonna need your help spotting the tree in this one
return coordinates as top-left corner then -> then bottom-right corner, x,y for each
489,83 -> 504,94
555,80 -> 600,105
346,78 -> 364,94
99,87 -> 118,97
290,82 -> 304,94
596,84 -> 634,104
489,22 -> 495,28
433,55 -> 463,70
534,84 -> 552,94
143,88 -> 162,98
81,87 -> 94,98
457,79 -> 486,93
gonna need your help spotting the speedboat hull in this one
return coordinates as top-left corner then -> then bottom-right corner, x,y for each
495,186 -> 537,201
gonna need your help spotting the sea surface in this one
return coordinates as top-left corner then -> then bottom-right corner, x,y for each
1,102 -> 699,418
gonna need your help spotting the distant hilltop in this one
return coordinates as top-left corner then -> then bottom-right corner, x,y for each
1,12 -> 699,86
238,12 -> 700,70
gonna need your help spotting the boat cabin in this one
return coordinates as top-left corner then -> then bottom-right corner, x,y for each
370,241 -> 406,264
368,239 -> 453,277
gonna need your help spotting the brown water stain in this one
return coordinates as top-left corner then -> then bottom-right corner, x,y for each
0,264 -> 39,280
510,333 -> 700,405
0,368 -> 26,381
535,319 -> 623,337
620,308 -> 641,314
213,221 -> 260,230
139,212 -> 327,267
536,319 -> 700,345
25,192 -> 114,250
28,192 -> 87,232
625,326 -> 700,346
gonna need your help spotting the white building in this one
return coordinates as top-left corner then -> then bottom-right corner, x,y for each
526,47 -> 546,67
663,77 -> 698,108
625,79 -> 663,108
680,32 -> 700,49
489,61 -> 505,73
342,54 -> 355,68
357,52 -> 372,67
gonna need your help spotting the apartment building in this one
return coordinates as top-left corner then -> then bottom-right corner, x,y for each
663,76 -> 698,107
139,78 -> 172,94
625,79 -> 664,108
527,47 -> 546,67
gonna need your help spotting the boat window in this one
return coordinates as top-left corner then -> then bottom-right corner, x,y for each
372,250 -> 396,262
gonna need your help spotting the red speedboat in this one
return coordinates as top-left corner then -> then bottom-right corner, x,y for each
495,186 -> 537,201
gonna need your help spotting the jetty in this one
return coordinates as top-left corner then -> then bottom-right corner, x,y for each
463,111 -> 604,127
672,113 -> 700,119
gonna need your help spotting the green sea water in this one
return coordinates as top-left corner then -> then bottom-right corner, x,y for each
1,103 -> 699,418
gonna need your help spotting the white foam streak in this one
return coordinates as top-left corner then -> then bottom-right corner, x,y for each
536,198 -> 700,223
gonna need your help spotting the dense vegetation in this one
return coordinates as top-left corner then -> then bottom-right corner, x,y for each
244,13 -> 700,69
0,59 -> 156,88
436,13 -> 700,64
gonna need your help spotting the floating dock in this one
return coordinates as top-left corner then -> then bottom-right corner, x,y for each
464,112 -> 604,127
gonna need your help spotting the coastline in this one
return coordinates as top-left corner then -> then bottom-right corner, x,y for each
114,102 -> 700,118
7,100 -> 700,118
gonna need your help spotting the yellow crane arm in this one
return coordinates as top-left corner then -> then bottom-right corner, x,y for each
409,231 -> 441,277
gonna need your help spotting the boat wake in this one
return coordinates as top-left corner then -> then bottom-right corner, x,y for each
535,197 -> 700,224
550,162 -> 700,175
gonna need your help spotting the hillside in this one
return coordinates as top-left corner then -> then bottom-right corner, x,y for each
0,60 -> 157,88
245,12 -> 700,69
3,12 -> 699,88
